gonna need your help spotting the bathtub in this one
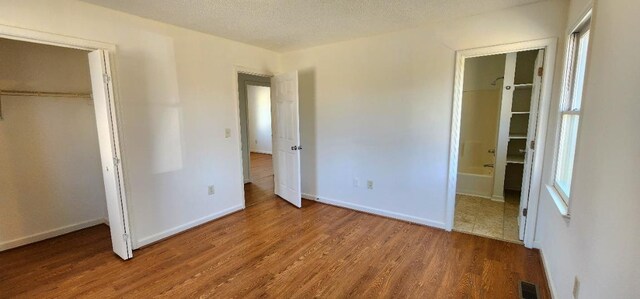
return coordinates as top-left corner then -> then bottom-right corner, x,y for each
457,166 -> 494,198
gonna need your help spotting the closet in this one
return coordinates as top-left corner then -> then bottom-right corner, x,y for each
493,50 -> 544,203
0,37 -> 132,259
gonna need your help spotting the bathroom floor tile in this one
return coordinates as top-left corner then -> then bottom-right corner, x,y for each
453,193 -> 522,243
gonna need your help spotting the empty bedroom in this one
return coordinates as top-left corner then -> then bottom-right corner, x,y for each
0,0 -> 638,298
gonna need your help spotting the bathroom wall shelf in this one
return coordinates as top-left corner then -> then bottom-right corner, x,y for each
507,155 -> 525,164
509,134 -> 528,139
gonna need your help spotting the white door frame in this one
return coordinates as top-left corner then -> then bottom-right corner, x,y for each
232,66 -> 274,207
445,38 -> 558,248
0,25 -> 134,256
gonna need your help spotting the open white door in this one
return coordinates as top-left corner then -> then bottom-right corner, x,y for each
519,49 -> 545,240
271,71 -> 302,208
88,50 -> 133,259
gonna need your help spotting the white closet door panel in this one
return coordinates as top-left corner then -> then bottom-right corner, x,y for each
88,49 -> 132,260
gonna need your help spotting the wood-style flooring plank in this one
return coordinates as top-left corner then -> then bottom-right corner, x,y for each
0,152 -> 550,298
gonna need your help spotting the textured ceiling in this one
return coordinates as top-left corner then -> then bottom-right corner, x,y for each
82,0 -> 545,52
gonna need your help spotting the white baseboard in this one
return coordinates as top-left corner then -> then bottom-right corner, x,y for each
491,196 -> 505,203
456,192 -> 493,200
135,204 -> 244,249
250,150 -> 272,155
301,193 -> 317,200
0,218 -> 106,251
537,246 -> 557,298
303,193 -> 445,229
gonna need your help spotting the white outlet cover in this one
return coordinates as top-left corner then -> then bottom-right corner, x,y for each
367,180 -> 373,189
208,185 -> 215,195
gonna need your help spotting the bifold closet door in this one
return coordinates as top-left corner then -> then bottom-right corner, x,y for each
88,49 -> 133,260
271,71 -> 302,208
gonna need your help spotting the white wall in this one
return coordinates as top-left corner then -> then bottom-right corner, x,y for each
458,89 -> 500,172
459,55 -> 504,172
534,0 -> 640,298
0,39 -> 107,250
0,0 -> 279,248
462,54 -> 506,92
247,85 -> 272,154
281,0 -> 567,227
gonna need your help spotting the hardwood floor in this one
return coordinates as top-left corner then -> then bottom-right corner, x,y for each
1,153 -> 550,298
244,152 -> 274,207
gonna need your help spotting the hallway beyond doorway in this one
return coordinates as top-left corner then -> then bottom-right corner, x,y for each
245,153 -> 274,207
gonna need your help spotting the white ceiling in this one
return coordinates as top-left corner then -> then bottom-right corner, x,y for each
82,0 -> 545,52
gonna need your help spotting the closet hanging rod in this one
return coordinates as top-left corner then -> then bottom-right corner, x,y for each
0,89 -> 92,99
0,90 -> 92,120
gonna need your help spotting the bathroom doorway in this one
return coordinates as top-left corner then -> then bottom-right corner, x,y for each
446,39 -> 556,247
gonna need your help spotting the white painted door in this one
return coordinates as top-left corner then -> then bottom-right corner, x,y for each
88,50 -> 133,259
519,49 -> 545,240
271,71 -> 302,208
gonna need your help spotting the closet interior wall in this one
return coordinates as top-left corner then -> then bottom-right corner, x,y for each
0,38 -> 107,251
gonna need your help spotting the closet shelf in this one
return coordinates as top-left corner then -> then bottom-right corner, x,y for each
511,111 -> 530,115
513,83 -> 533,88
507,155 -> 525,164
0,90 -> 93,120
0,90 -> 92,99
509,134 -> 527,139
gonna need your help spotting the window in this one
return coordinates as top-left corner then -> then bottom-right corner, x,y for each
554,16 -> 591,205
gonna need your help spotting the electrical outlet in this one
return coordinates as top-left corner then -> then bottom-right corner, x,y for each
367,180 -> 373,190
353,178 -> 360,187
255,139 -> 258,145
573,276 -> 580,298
225,128 -> 231,138
208,185 -> 215,196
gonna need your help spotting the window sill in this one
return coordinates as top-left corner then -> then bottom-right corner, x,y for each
546,184 -> 570,218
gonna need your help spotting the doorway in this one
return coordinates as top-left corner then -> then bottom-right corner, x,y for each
238,73 -> 275,207
0,28 -> 132,260
446,39 -> 557,248
236,70 -> 303,209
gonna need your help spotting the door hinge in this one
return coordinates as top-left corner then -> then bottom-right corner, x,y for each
123,233 -> 129,242
523,208 -> 528,217
530,140 -> 536,150
113,156 -> 121,165
538,67 -> 543,76
103,73 -> 111,83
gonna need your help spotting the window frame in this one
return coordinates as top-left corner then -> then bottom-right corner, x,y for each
552,14 -> 592,206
